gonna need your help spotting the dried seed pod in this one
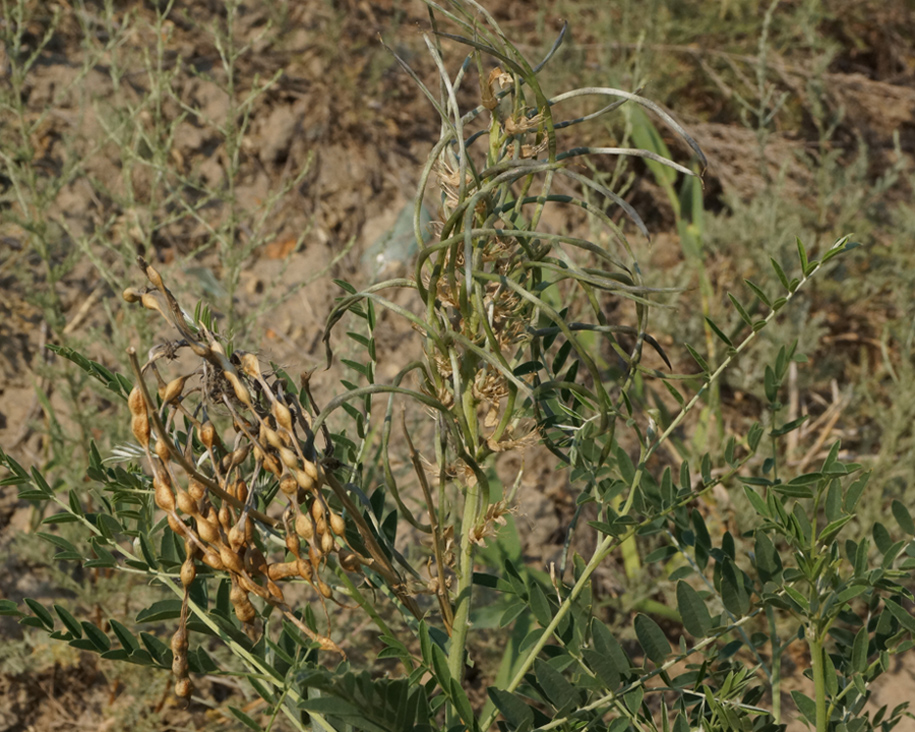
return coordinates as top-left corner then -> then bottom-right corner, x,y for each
314,515 -> 327,537
267,561 -> 299,581
219,545 -> 245,574
140,292 -> 164,314
154,477 -> 175,512
294,469 -> 314,492
234,480 -> 248,504
239,352 -> 262,379
201,550 -> 224,570
310,499 -> 325,523
338,551 -> 361,573
174,677 -> 193,699
160,375 -> 187,404
175,489 -> 197,516
228,525 -> 244,553
199,421 -> 216,450
279,474 -> 297,497
237,573 -> 268,598
218,505 -> 232,531
171,626 -> 188,655
122,287 -> 143,303
262,426 -> 282,449
278,446 -> 297,470
180,558 -> 196,587
296,558 -> 313,581
188,479 -> 206,501
167,514 -> 188,536
172,655 -> 189,679
128,386 -> 146,417
226,445 -> 250,470
224,372 -> 252,406
145,262 -> 165,289
267,579 -> 284,601
244,546 -> 267,577
197,514 -> 219,544
295,513 -> 314,541
316,579 -> 333,599
308,543 -> 322,566
272,400 -> 293,432
154,437 -> 170,463
233,599 -> 256,623
301,460 -> 318,482
132,412 -> 150,448
229,584 -> 247,606
329,511 -> 346,537
262,453 -> 282,476
285,531 -> 300,557
320,530 -> 335,555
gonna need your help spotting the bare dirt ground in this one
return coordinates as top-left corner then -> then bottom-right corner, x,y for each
1,0 -> 914,729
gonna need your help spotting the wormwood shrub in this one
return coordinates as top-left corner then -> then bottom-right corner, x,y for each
2,2 -> 914,731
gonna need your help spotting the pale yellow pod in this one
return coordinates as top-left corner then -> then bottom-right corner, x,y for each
154,437 -> 170,463
263,426 -> 282,449
239,352 -> 261,379
301,460 -> 318,482
199,421 -> 216,449
233,599 -> 256,624
128,386 -> 146,417
167,514 -> 187,536
201,551 -> 224,570
329,511 -> 346,537
161,375 -> 186,404
320,531 -> 335,555
316,580 -> 332,599
294,469 -> 314,492
227,525 -> 244,552
272,400 -> 293,432
262,453 -> 282,476
154,477 -> 175,512
279,474 -> 297,497
180,558 -> 196,587
278,446 -> 297,470
267,561 -> 299,581
175,489 -> 197,516
310,499 -> 325,522
132,413 -> 150,448
188,479 -> 206,501
295,513 -> 314,541
122,287 -> 142,304
219,545 -> 244,574
145,263 -> 164,289
197,515 -> 219,544
224,372 -> 252,406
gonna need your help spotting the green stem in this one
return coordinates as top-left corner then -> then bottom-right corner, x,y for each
809,632 -> 827,732
448,481 -> 481,683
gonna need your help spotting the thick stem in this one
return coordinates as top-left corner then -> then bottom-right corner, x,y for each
448,481 -> 481,682
809,632 -> 827,732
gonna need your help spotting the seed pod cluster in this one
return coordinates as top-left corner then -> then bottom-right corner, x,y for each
123,259 -> 360,684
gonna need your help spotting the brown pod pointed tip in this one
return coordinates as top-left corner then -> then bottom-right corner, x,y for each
162,375 -> 186,404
